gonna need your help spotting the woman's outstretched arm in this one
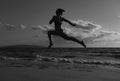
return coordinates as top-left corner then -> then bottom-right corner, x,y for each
62,18 -> 76,26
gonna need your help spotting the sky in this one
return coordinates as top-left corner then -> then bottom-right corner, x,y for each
0,0 -> 120,47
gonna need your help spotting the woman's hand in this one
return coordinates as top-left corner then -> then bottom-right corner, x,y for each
71,23 -> 76,26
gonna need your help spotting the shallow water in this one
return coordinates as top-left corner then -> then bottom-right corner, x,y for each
1,48 -> 120,69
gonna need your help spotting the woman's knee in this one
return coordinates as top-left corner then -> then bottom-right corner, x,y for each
48,31 -> 57,36
47,31 -> 51,35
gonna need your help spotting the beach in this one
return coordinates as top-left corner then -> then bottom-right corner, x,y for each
0,64 -> 120,81
1,47 -> 120,81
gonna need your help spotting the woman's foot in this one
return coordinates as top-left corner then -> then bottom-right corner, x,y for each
81,41 -> 86,48
48,43 -> 53,48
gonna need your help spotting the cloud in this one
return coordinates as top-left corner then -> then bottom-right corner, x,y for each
31,25 -> 54,31
71,20 -> 120,43
93,30 -> 120,42
69,20 -> 120,43
17,24 -> 26,30
2,19 -> 120,45
0,22 -> 26,30
31,25 -> 55,35
83,30 -> 120,44
32,19 -> 120,44
71,20 -> 102,31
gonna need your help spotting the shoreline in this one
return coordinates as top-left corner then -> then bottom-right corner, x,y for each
0,64 -> 120,81
0,59 -> 120,81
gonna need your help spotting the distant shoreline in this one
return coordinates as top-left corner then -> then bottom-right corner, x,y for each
0,44 -> 120,49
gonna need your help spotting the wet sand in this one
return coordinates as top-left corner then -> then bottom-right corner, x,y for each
1,47 -> 120,81
0,64 -> 120,81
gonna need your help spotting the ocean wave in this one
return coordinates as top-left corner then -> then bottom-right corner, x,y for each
1,55 -> 120,68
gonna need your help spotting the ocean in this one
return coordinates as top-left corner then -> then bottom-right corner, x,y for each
1,46 -> 120,69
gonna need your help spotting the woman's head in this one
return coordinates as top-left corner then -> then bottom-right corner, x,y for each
56,8 -> 65,16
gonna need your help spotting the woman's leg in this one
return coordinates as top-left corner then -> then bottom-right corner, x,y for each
47,31 -> 58,48
60,33 -> 86,48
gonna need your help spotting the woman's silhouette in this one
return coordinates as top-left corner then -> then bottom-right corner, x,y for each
48,8 -> 86,48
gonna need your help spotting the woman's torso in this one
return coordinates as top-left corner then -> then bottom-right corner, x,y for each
53,16 -> 63,32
